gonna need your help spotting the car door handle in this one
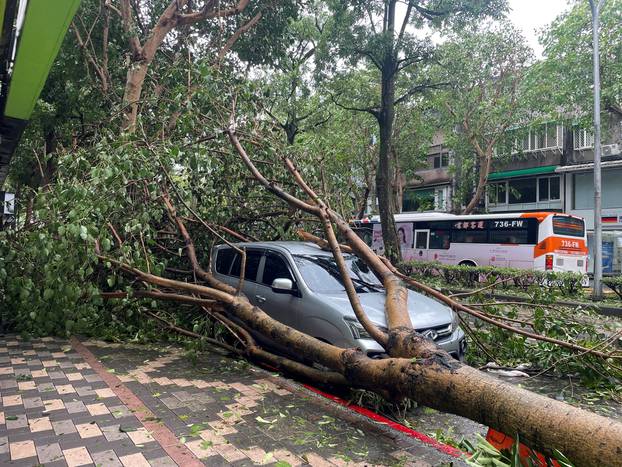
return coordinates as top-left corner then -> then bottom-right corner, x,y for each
255,295 -> 266,303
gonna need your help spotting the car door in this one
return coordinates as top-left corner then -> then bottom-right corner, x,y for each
254,251 -> 300,329
413,229 -> 430,261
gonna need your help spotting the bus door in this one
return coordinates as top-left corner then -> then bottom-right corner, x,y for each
413,229 -> 430,261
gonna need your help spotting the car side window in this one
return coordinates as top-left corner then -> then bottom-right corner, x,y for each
215,248 -> 235,275
230,249 -> 263,282
261,253 -> 294,286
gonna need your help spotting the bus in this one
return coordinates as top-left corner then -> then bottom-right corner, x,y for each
353,212 -> 588,278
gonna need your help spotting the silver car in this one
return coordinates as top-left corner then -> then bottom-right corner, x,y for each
211,241 -> 466,359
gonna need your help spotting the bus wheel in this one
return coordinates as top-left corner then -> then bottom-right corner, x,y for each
459,260 -> 476,267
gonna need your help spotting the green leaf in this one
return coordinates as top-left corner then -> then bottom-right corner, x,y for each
255,416 -> 276,424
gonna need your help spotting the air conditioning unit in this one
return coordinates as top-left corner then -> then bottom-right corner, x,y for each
602,144 -> 621,157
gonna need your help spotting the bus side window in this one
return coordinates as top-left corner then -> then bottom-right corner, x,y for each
452,230 -> 487,243
429,230 -> 450,249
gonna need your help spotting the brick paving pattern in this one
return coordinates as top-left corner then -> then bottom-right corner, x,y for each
0,335 -> 464,466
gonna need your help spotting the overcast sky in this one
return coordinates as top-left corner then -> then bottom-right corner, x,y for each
507,0 -> 571,56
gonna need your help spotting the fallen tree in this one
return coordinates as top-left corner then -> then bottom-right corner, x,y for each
96,124 -> 622,466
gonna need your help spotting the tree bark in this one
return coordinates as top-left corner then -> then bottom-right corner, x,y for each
461,148 -> 492,214
119,0 -> 253,133
375,0 -> 400,264
105,246 -> 622,467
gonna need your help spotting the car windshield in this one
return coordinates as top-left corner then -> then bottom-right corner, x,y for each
293,254 -> 383,293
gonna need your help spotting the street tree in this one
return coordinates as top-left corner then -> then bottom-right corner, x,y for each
527,0 -> 622,132
433,21 -> 533,214
320,0 -> 506,263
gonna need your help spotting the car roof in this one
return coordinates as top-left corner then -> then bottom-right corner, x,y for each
216,241 -> 334,256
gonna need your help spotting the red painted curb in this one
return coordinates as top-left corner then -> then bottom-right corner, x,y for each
70,337 -> 203,467
302,383 -> 464,459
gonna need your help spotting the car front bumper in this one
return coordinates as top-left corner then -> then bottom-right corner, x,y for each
356,327 -> 467,360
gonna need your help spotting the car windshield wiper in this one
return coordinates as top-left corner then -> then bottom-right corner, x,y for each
348,276 -> 384,291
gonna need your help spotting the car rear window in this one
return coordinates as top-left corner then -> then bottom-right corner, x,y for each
553,216 -> 585,237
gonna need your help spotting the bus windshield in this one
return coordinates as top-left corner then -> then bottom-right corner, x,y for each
552,216 -> 585,237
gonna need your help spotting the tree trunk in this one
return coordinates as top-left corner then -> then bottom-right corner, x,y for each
109,249 -> 622,467
121,62 -> 149,133
375,0 -> 400,264
462,149 -> 492,214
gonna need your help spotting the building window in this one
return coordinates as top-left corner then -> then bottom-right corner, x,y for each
403,186 -> 449,212
508,178 -> 537,204
488,182 -> 507,205
509,123 -> 563,154
538,176 -> 560,201
433,151 -> 450,169
403,188 -> 435,212
573,168 -> 622,209
489,176 -> 560,207
573,128 -> 594,149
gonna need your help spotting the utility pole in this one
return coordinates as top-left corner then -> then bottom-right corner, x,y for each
589,0 -> 604,300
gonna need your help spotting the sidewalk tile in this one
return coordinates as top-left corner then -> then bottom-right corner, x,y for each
56,384 -> 76,395
91,449 -> 123,467
43,399 -> 65,412
36,442 -> 63,463
213,443 -> 247,463
63,446 -> 93,467
127,427 -> 155,445
147,455 -> 178,466
66,373 -> 83,381
0,436 -> 8,455
120,452 -> 151,467
240,446 -> 267,463
29,416 -> 53,432
18,381 -> 36,391
65,400 -> 87,414
186,439 -> 217,459
10,440 -> 36,460
23,396 -> 43,409
31,369 -> 48,378
304,452 -> 335,466
53,419 -> 77,435
199,429 -> 226,445
6,413 -> 28,430
101,424 -> 128,442
3,395 -> 22,406
86,402 -> 110,416
76,422 -> 103,439
274,448 -> 303,466
95,388 -> 116,399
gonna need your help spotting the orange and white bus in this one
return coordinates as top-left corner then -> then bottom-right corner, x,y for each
353,212 -> 588,279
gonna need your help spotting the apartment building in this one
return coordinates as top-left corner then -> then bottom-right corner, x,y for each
403,115 -> 622,273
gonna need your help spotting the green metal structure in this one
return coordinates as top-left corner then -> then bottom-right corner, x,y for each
0,0 -> 81,184
487,165 -> 558,181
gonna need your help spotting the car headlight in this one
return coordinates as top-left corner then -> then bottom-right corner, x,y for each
344,318 -> 386,340
451,311 -> 460,332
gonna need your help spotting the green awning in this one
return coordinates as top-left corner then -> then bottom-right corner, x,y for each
488,165 -> 558,181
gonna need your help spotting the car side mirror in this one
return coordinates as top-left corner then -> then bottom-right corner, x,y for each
271,278 -> 294,294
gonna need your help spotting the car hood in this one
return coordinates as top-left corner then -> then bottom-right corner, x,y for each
318,289 -> 453,329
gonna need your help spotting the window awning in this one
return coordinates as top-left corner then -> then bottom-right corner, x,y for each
488,165 -> 558,181
555,160 -> 622,173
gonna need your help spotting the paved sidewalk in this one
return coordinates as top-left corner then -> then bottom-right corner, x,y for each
0,334 -> 464,466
